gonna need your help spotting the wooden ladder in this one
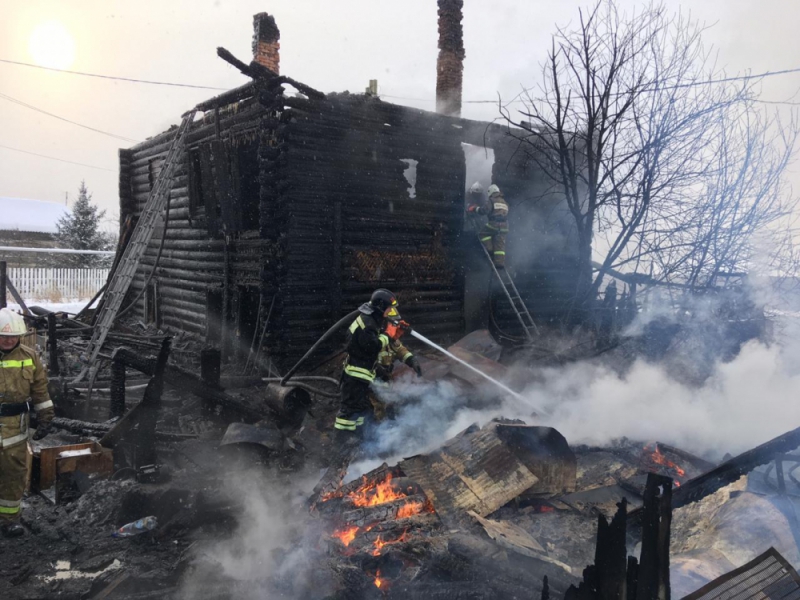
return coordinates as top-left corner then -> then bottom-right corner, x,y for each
75,110 -> 197,386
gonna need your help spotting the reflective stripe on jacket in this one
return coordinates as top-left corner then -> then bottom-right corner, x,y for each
477,192 -> 509,224
0,344 -> 54,449
343,311 -> 389,382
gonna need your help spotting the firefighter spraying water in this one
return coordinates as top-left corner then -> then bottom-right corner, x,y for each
285,289 -> 540,503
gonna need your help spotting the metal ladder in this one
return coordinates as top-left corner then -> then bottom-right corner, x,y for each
75,110 -> 197,386
474,229 -> 539,341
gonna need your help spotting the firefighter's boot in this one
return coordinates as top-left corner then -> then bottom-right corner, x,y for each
1,521 -> 24,538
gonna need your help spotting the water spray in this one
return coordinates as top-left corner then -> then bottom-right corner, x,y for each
409,330 -> 546,413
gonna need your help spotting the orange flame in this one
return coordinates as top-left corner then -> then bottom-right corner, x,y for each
332,525 -> 359,547
347,473 -> 407,507
396,501 -> 424,519
645,444 -> 686,478
371,529 -> 410,556
374,570 -> 384,588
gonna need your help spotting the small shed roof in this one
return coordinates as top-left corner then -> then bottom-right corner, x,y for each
682,547 -> 800,600
0,197 -> 70,234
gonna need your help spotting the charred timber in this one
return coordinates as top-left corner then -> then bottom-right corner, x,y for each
672,425 -> 800,510
195,82 -> 257,112
111,346 -> 264,421
215,46 -> 324,100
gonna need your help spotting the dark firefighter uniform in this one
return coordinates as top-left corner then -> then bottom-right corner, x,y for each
470,184 -> 509,268
335,289 -> 420,436
0,344 -> 54,526
335,310 -> 391,435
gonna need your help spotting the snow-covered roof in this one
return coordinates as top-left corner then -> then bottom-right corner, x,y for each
0,197 -> 70,234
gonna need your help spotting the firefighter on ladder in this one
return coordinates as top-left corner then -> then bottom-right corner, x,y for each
0,308 -> 55,538
467,182 -> 509,269
334,289 -> 421,441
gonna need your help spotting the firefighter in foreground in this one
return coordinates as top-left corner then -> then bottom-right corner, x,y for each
311,290 -> 420,502
334,288 -> 421,440
467,182 -> 510,269
0,308 -> 54,538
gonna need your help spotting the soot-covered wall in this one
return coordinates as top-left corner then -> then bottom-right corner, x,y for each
121,82 -> 580,370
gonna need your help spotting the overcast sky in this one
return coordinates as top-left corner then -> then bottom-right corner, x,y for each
2,0 -> 799,221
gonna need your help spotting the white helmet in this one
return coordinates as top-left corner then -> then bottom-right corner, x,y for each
0,308 -> 26,337
469,182 -> 483,195
487,184 -> 501,197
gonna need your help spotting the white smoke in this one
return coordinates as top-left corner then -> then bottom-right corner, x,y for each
351,319 -> 800,471
179,468 -> 320,600
528,339 -> 800,458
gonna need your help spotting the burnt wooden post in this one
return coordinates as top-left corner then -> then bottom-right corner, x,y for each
626,557 -> 639,600
109,359 -> 126,419
0,261 -> 6,309
136,337 -> 172,467
200,347 -> 221,389
596,499 -> 628,600
541,576 -> 550,600
565,479 -> 672,600
47,313 -> 60,376
636,474 -> 672,600
145,337 -> 172,407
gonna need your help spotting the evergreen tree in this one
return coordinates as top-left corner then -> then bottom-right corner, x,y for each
55,181 -> 112,267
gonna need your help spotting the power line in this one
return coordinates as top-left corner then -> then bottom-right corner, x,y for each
4,55 -> 800,104
0,144 -> 115,172
0,91 -> 139,143
0,58 -> 228,91
384,66 -> 800,106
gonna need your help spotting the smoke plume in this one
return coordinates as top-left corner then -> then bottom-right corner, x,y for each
352,322 -> 800,472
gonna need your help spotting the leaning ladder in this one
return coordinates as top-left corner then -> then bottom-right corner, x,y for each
474,230 -> 539,342
75,110 -> 197,386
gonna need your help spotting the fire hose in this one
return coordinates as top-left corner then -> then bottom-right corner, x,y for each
280,309 -> 360,387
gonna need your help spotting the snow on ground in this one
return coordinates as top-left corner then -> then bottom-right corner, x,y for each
9,300 -> 94,315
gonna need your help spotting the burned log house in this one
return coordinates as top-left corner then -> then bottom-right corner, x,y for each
119,36 -> 578,372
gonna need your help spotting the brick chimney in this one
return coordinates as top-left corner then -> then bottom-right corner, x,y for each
252,13 -> 280,74
436,0 -> 465,117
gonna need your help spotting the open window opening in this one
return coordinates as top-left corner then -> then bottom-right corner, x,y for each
188,149 -> 204,218
234,141 -> 260,231
400,159 -> 418,199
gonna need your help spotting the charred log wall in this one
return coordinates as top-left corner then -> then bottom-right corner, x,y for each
122,94 -> 273,341
120,81 -> 581,368
270,93 -> 468,370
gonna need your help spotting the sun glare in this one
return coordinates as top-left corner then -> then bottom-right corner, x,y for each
29,20 -> 76,70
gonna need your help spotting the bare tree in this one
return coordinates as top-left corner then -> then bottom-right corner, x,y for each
502,0 -> 798,317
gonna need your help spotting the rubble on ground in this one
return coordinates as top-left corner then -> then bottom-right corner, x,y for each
3,321 -> 800,600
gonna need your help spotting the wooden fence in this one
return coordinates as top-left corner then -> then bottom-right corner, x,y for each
9,268 -> 109,301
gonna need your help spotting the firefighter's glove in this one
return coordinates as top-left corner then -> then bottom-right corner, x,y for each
32,424 -> 52,441
406,355 -> 422,377
384,322 -> 405,341
375,365 -> 392,382
467,204 -> 479,214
